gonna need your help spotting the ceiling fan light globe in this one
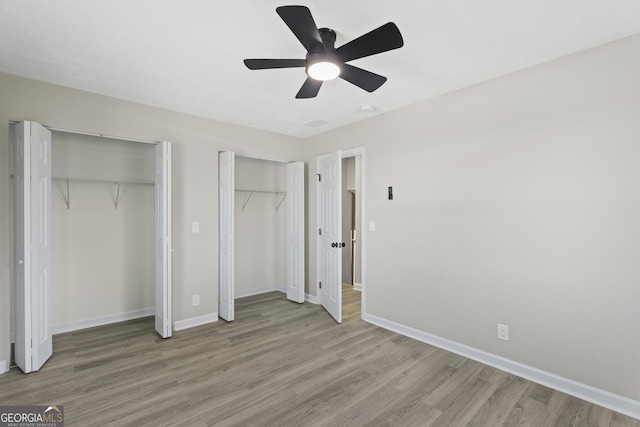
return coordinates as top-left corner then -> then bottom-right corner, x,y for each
307,61 -> 341,81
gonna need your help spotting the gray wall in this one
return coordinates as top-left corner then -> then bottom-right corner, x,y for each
303,35 -> 640,401
51,132 -> 155,328
234,156 -> 286,295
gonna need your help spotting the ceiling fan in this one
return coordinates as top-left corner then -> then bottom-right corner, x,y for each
243,5 -> 404,99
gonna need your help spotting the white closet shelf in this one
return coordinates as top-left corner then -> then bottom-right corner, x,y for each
235,189 -> 287,212
53,176 -> 153,185
52,176 -> 154,210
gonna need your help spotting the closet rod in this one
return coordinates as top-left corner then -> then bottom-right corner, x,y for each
10,175 -> 153,186
235,189 -> 286,195
52,176 -> 153,186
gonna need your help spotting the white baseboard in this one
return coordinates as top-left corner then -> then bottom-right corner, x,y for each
363,312 -> 640,421
235,285 -> 286,299
305,293 -> 318,304
0,360 -> 7,374
174,313 -> 218,331
52,307 -> 154,335
354,283 -> 362,291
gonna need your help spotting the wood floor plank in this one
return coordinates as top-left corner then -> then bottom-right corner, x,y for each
467,374 -> 530,426
0,286 -> 637,427
430,377 -> 498,427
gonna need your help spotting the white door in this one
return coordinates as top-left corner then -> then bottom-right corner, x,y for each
219,151 -> 235,321
317,150 -> 342,323
286,162 -> 305,303
13,121 -> 52,373
154,141 -> 172,338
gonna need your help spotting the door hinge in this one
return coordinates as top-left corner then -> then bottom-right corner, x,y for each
319,228 -> 322,236
317,174 -> 322,182
319,282 -> 322,289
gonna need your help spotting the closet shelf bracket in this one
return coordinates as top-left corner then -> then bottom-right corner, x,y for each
114,182 -> 122,210
275,193 -> 287,212
63,179 -> 70,210
242,192 -> 254,212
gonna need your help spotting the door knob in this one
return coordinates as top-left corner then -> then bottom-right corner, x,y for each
331,242 -> 336,248
341,242 -> 346,248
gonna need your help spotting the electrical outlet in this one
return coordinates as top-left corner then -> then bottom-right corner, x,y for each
497,324 -> 509,341
192,294 -> 200,306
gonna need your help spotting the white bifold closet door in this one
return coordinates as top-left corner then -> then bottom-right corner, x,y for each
317,150 -> 342,323
13,121 -> 53,373
286,162 -> 305,303
155,141 -> 172,338
219,151 -> 235,321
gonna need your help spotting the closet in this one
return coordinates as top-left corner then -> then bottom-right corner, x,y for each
12,120 -> 172,373
51,131 -> 155,331
218,152 -> 304,322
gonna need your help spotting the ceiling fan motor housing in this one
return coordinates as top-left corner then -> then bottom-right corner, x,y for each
318,28 -> 337,51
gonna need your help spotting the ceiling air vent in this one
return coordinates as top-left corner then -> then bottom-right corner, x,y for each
304,119 -> 331,128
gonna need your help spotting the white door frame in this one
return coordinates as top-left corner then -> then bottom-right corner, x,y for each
316,147 -> 366,319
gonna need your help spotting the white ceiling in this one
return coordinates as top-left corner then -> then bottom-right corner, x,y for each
1,1 -> 639,138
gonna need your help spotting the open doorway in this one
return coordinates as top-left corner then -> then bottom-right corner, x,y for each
341,156 -> 362,321
341,156 -> 361,290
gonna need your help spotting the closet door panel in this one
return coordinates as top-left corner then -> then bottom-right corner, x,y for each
13,121 -> 53,373
31,122 -> 53,370
286,162 -> 305,303
155,141 -> 172,338
13,122 -> 31,373
219,151 -> 235,321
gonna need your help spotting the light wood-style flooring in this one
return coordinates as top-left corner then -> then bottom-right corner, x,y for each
1,286 -> 638,426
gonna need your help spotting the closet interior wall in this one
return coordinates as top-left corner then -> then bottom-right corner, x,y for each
234,156 -> 286,297
51,132 -> 155,330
